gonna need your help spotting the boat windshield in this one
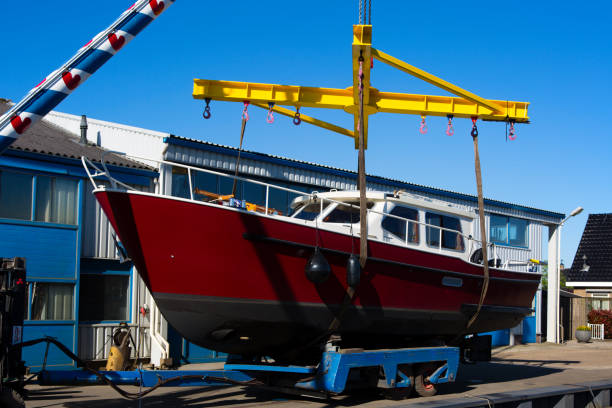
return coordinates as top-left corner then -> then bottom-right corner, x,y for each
292,202 -> 330,221
322,202 -> 373,224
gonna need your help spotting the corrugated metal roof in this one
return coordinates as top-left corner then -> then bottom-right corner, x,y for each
164,134 -> 565,220
1,101 -> 154,171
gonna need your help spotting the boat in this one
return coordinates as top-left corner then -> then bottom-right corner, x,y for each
85,158 -> 540,363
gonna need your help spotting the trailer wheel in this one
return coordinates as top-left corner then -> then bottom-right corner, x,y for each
381,386 -> 413,400
414,364 -> 437,397
0,387 -> 25,408
380,364 -> 414,400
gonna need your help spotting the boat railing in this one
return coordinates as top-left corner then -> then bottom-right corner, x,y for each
82,154 -> 505,266
82,154 -> 135,191
298,189 -> 497,260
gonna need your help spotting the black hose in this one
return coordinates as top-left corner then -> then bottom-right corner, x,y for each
12,337 -> 238,400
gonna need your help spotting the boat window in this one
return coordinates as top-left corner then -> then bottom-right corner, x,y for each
382,206 -> 419,243
323,202 -> 373,223
425,212 -> 465,251
293,202 -> 330,221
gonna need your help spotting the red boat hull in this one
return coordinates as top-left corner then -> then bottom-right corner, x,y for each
95,190 -> 540,358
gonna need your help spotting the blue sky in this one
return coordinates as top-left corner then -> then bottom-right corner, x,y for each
2,1 -> 611,266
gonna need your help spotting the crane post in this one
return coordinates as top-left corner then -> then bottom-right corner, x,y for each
0,0 -> 175,154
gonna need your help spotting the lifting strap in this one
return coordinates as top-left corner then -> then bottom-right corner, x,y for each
357,56 -> 368,269
323,56 -> 368,335
465,120 -> 490,330
231,109 -> 248,197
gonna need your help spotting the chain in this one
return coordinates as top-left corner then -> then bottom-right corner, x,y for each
359,0 -> 363,24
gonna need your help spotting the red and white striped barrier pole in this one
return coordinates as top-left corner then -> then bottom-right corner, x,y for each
0,0 -> 175,154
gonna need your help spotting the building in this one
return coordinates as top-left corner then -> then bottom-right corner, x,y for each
0,100 -> 158,369
45,109 -> 565,352
566,213 -> 612,310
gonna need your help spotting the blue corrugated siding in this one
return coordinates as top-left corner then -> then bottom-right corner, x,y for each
522,316 -> 537,343
0,221 -> 78,280
22,324 -> 77,370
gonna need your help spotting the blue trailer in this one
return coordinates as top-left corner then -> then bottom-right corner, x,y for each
38,344 -> 460,399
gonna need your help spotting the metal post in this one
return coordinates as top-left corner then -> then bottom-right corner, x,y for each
187,168 -> 194,200
0,0 -> 175,154
546,224 -> 561,343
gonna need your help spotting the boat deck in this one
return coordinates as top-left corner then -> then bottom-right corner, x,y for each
25,340 -> 612,407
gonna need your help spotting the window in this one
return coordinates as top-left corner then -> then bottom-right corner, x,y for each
382,205 -> 419,243
171,166 -> 193,199
490,214 -> 528,247
192,170 -> 218,199
0,170 -> 33,220
218,176 -> 242,199
293,202 -> 330,221
243,182 -> 266,207
0,171 -> 78,225
79,275 -> 130,321
30,282 -> 74,320
323,202 -> 373,224
590,298 -> 611,311
426,212 -> 465,251
268,186 -> 289,215
35,175 -> 79,225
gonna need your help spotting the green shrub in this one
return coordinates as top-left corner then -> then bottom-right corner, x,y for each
576,325 -> 590,331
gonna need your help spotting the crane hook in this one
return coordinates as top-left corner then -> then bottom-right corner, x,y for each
266,102 -> 275,124
446,115 -> 454,136
419,115 -> 428,134
471,117 -> 479,138
508,120 -> 517,141
293,107 -> 301,125
202,98 -> 211,119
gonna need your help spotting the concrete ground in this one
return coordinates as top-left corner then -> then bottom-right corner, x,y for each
24,340 -> 612,407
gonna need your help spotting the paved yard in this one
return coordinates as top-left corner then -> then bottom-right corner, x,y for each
24,341 -> 612,407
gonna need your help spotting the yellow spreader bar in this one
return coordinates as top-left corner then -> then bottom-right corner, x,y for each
193,79 -> 529,122
192,24 -> 530,149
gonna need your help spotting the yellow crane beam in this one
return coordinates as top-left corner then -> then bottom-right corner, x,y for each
192,24 -> 530,149
193,79 -> 529,121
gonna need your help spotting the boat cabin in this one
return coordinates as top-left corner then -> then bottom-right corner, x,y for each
289,190 -> 480,264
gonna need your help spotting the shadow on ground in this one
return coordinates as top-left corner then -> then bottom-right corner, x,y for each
24,360 -> 567,407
